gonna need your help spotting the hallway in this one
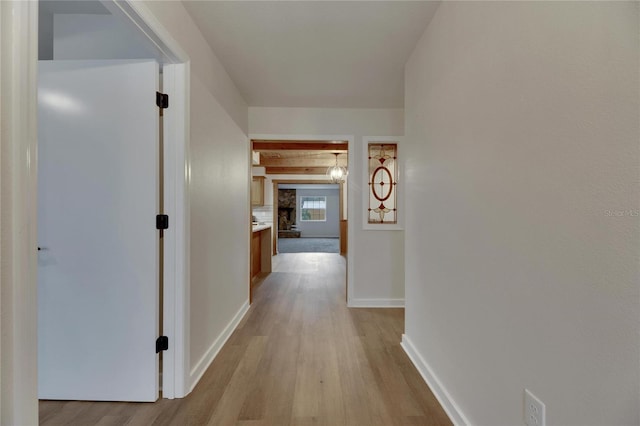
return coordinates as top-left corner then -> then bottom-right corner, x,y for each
39,253 -> 450,425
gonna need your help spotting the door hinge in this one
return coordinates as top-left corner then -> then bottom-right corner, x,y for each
156,91 -> 169,109
156,214 -> 169,230
156,336 -> 169,353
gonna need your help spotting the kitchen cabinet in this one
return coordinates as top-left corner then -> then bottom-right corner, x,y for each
340,220 -> 348,255
251,176 -> 265,206
251,224 -> 272,304
251,232 -> 262,278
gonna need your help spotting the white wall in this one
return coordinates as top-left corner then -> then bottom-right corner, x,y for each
38,7 -> 54,59
52,14 -> 158,60
142,1 -> 248,133
139,2 -> 250,389
290,186 -> 340,238
404,2 -> 639,425
250,107 -> 405,306
188,76 -> 249,376
38,0 -> 113,60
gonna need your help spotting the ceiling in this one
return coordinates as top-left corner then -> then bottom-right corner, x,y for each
183,1 -> 440,108
253,140 -> 348,175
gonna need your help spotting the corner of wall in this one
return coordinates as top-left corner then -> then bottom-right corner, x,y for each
401,334 -> 470,426
189,300 -> 250,392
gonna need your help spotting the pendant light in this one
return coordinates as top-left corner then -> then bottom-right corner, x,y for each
327,153 -> 348,183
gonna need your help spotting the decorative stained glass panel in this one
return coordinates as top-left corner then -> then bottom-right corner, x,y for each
367,143 -> 398,224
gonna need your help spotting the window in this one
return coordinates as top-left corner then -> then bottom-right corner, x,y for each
300,196 -> 327,222
367,143 -> 398,224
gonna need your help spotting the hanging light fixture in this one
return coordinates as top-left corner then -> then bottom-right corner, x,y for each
327,153 -> 348,183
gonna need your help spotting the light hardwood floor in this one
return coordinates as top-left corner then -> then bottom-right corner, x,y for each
39,253 -> 451,426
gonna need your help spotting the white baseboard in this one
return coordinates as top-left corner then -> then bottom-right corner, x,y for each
348,298 -> 404,308
189,300 -> 250,392
401,334 -> 470,426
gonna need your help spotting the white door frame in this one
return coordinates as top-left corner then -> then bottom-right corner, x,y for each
87,1 -> 192,400
1,2 -> 39,424
160,61 -> 190,399
249,133 -> 355,304
0,1 -> 190,421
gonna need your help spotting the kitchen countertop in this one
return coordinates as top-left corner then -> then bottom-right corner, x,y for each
252,224 -> 271,233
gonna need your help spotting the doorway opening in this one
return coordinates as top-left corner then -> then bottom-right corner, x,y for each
275,183 -> 342,254
35,0 -> 189,402
249,138 -> 350,302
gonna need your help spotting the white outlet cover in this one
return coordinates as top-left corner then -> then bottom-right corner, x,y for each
524,389 -> 546,426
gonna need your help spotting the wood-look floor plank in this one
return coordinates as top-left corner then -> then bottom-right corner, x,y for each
206,336 -> 268,425
39,253 -> 451,426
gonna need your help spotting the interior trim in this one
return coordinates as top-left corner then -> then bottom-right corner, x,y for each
401,334 -> 470,426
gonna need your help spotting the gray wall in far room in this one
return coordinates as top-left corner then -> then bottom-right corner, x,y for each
295,187 -> 340,238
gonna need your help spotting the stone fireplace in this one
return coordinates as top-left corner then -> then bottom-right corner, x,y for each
278,189 -> 301,238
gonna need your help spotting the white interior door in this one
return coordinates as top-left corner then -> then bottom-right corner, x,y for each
37,60 -> 160,402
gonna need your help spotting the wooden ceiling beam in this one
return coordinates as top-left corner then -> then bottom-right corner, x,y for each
259,150 -> 348,158
265,166 -> 329,175
253,141 -> 348,152
259,158 -> 347,167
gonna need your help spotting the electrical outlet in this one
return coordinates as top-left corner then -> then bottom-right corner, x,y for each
524,389 -> 546,426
